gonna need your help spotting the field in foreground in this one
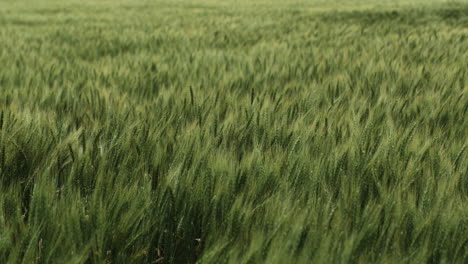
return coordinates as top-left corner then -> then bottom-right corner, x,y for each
0,0 -> 467,263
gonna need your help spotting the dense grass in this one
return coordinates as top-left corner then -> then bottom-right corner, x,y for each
0,0 -> 467,263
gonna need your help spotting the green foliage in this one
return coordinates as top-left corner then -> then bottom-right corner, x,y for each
0,0 -> 467,263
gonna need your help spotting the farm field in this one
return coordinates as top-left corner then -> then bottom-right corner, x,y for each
0,0 -> 467,263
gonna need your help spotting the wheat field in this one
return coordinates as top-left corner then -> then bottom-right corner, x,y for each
0,0 -> 467,263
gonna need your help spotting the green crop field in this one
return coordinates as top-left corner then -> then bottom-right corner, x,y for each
0,0 -> 467,263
